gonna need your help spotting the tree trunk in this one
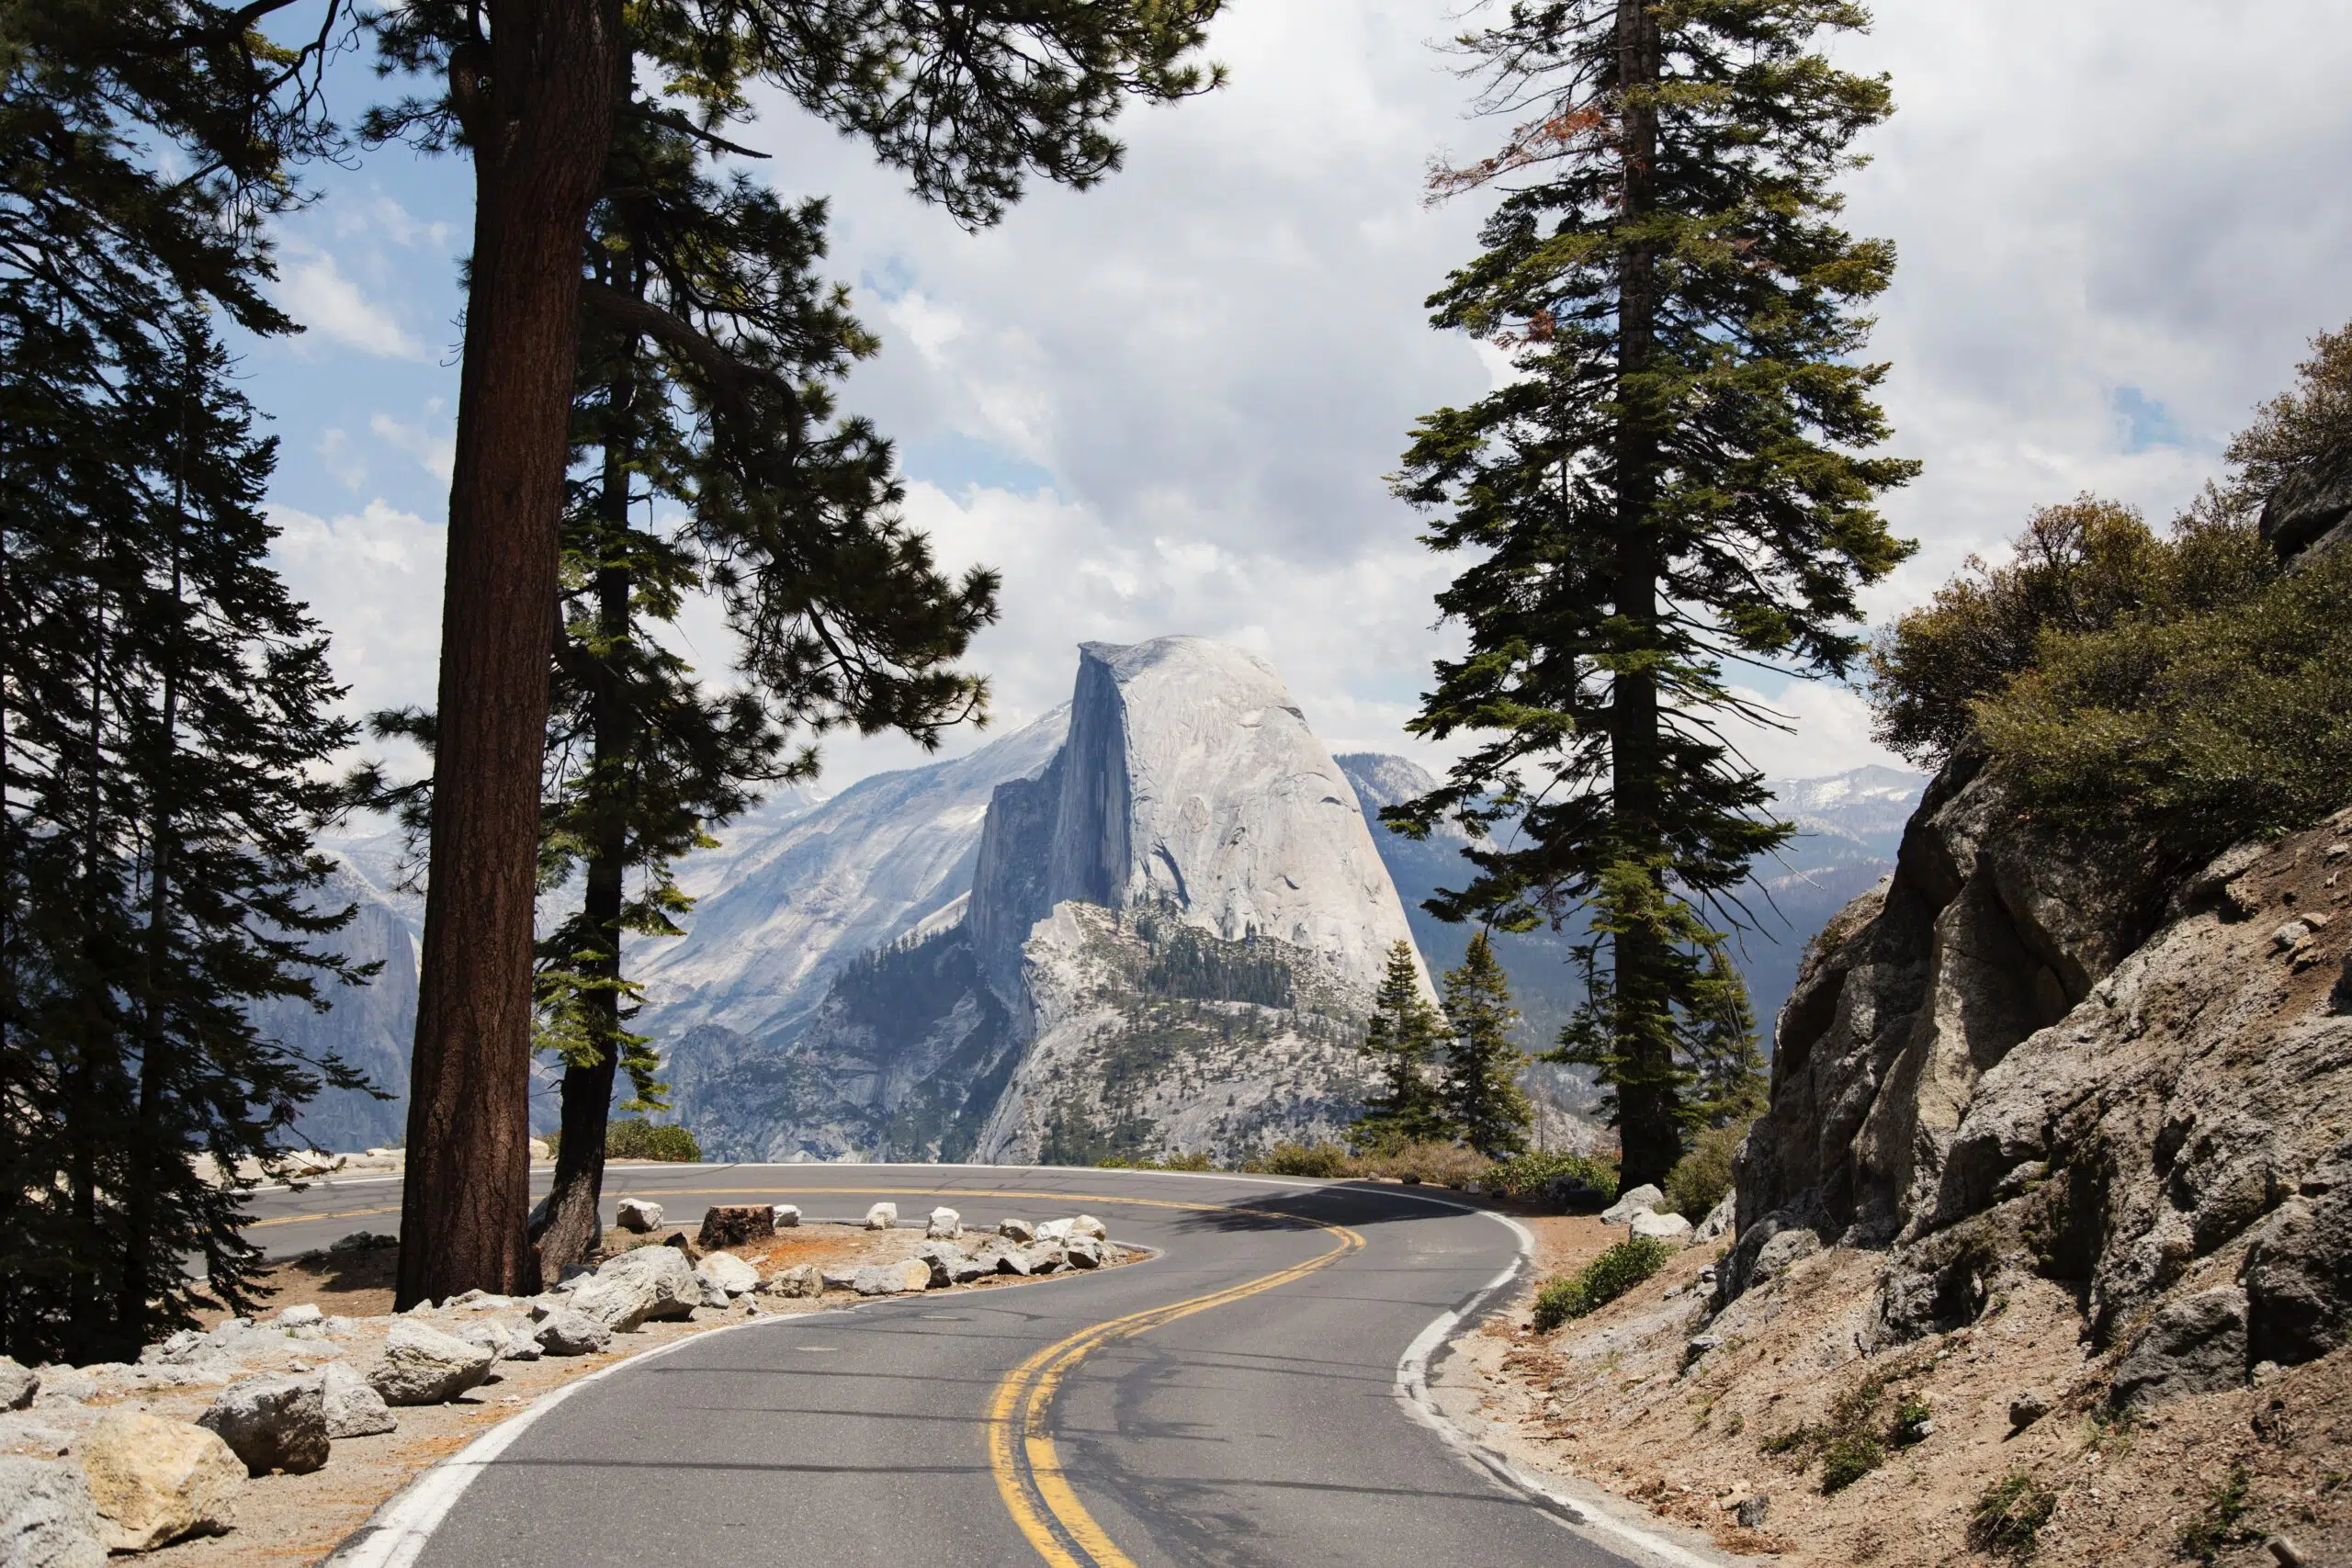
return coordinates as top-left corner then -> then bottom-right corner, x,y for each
399,0 -> 625,1309
1610,0 -> 1679,1190
532,353 -> 634,1277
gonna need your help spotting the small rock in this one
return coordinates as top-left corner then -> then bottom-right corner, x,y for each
0,1358 -> 36,1412
1023,1241 -> 1069,1275
1734,1495 -> 1770,1529
528,1138 -> 550,1161
696,1205 -> 775,1250
927,1207 -> 963,1240
991,1247 -> 1035,1278
368,1321 -> 497,1406
2272,919 -> 2313,952
1911,1418 -> 1938,1439
400,1298 -> 436,1315
1684,1335 -> 1723,1368
819,1267 -> 862,1293
761,1264 -> 823,1300
696,1251 -> 762,1299
1630,1210 -> 1693,1242
771,1204 -> 802,1228
197,1374 -> 330,1476
1066,1238 -> 1104,1269
275,1304 -> 323,1328
2270,1534 -> 2312,1566
0,1455 -> 107,1568
532,1310 -> 611,1358
1035,1218 -> 1076,1243
78,1412 -> 243,1551
850,1259 -> 930,1296
864,1201 -> 899,1231
615,1198 -> 663,1233
1600,1184 -> 1668,1225
2007,1390 -> 2053,1429
316,1363 -> 396,1438
1070,1215 -> 1107,1241
998,1217 -> 1036,1242
1691,1193 -> 1736,1244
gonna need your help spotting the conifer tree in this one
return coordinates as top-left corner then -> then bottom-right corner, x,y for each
2,311 -> 367,1363
1687,940 -> 1765,1127
364,0 -> 1228,1303
1440,932 -> 1533,1158
1354,942 -> 1454,1148
1387,0 -> 1917,1187
1,3 -> 362,1363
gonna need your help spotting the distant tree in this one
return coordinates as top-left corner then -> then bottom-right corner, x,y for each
1438,932 -> 1533,1158
1386,0 -> 1917,1187
1686,941 -> 1764,1128
364,0 -> 1229,1303
1354,942 -> 1455,1147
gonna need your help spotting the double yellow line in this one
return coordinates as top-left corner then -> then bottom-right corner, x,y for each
986,1212 -> 1364,1568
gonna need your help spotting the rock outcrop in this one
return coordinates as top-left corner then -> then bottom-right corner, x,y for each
1727,749 -> 2352,1396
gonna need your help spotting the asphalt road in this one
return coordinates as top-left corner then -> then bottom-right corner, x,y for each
251,1165 -> 1644,1568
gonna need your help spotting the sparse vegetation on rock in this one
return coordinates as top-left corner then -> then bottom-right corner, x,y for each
1969,1472 -> 2057,1561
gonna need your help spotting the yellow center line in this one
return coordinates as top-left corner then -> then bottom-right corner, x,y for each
986,1211 -> 1365,1568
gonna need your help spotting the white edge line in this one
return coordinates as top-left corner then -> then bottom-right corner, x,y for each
1389,1204 -> 1729,1568
322,1311 -> 789,1568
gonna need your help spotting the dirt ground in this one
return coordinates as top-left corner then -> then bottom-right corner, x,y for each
1449,1215 -> 2352,1567
18,1218 -> 1134,1567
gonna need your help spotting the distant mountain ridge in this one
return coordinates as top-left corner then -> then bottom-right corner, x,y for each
287,654 -> 1924,1155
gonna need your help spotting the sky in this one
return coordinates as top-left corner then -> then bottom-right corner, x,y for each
250,0 -> 2352,798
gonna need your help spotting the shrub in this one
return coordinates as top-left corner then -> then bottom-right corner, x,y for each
605,1119 -> 700,1162
1969,1472 -> 2058,1562
1818,1432 -> 1884,1494
1530,1236 -> 1676,1330
1250,1140 -> 1356,1179
1487,1149 -> 1620,1208
2177,1460 -> 2256,1563
1097,1150 -> 1216,1172
1663,1120 -> 1750,1221
1355,1140 -> 1491,1188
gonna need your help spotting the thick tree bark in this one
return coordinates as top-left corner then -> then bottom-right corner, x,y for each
399,0 -> 625,1309
532,358 -> 634,1278
1610,0 -> 1679,1190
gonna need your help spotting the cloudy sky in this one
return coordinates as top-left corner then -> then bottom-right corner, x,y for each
250,0 -> 2352,797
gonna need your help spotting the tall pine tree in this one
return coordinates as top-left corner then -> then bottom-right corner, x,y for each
1,2 -> 364,1362
1353,941 -> 1454,1148
363,0 -> 1228,1303
1440,932 -> 1533,1159
1387,1 -> 1916,1186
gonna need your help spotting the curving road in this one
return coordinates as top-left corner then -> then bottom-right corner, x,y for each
252,1165 -> 1648,1568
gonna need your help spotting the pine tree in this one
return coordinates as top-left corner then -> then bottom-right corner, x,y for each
2,311 -> 368,1363
1354,941 -> 1454,1148
1,4 -> 361,1363
1386,0 -> 1917,1187
1440,932 -> 1533,1159
363,0 -> 1228,1302
1687,939 -> 1765,1128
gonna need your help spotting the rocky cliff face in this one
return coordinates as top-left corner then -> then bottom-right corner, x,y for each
276,858 -> 419,1152
1726,750 -> 2352,1391
659,637 -> 1427,1163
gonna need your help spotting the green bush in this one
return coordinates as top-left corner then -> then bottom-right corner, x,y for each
1249,1140 -> 1355,1178
605,1119 -> 699,1162
2177,1461 -> 2256,1563
1663,1120 -> 1750,1221
1487,1149 -> 1620,1208
1096,1149 -> 1216,1172
1530,1236 -> 1676,1330
1818,1432 -> 1885,1494
1969,1472 -> 2058,1562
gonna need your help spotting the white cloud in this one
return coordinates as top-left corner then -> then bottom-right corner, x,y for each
268,500 -> 446,724
275,244 -> 430,360
369,403 -> 456,482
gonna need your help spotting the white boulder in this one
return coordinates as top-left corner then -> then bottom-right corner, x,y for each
998,1217 -> 1035,1242
79,1412 -> 243,1551
571,1246 -> 698,1331
615,1198 -> 663,1233
695,1252 -> 761,1299
532,1310 -> 611,1359
926,1207 -> 962,1239
1600,1183 -> 1668,1225
0,1456 -> 107,1568
1630,1209 -> 1694,1243
317,1362 -> 396,1438
1070,1214 -> 1107,1241
850,1259 -> 931,1296
196,1374 -> 329,1476
1035,1218 -> 1075,1243
771,1204 -> 802,1228
368,1321 -> 496,1406
864,1201 -> 899,1231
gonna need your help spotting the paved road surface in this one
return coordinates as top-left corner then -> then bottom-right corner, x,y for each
250,1165 -> 1645,1568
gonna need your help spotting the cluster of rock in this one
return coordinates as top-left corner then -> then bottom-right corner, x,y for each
1597,1184 -> 1728,1246
819,1208 -> 1122,1297
1719,750 -> 2352,1410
